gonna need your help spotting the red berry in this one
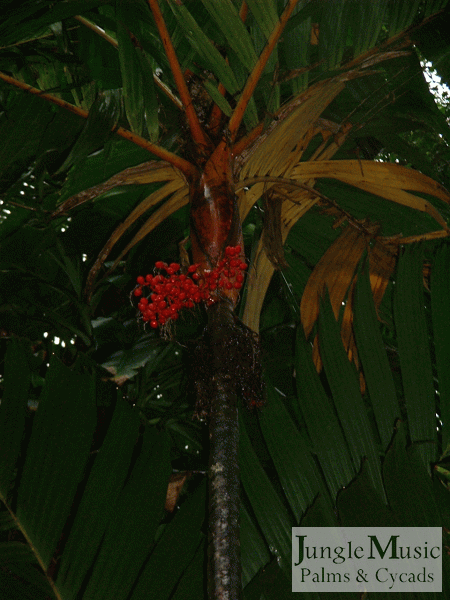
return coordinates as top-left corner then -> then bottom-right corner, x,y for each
188,264 -> 198,273
239,262 -> 247,270
155,261 -> 166,269
134,287 -> 143,296
158,300 -> 167,310
234,281 -> 242,289
236,273 -> 244,283
145,274 -> 153,282
169,263 -> 180,272
166,267 -> 174,275
150,320 -> 158,328
234,245 -> 241,254
137,275 -> 145,285
225,282 -> 233,290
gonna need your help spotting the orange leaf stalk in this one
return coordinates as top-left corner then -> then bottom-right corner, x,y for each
208,1 -> 249,136
0,71 -> 196,178
147,0 -> 212,159
228,0 -> 300,142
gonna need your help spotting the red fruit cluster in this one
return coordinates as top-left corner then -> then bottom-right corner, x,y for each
133,245 -> 247,328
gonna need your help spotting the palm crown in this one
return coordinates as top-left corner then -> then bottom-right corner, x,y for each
1,1 -> 450,599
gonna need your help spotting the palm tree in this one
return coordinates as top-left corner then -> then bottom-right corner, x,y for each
1,1 -> 450,598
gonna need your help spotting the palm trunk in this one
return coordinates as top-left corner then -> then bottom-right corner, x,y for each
188,145 -> 244,597
189,140 -> 262,600
207,300 -> 242,600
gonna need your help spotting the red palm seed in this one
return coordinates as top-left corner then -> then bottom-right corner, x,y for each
145,274 -> 153,282
166,267 -> 174,275
234,281 -> 242,289
236,273 -> 244,283
139,297 -> 149,305
225,282 -> 233,290
158,300 -> 167,310
192,272 -> 200,280
169,263 -> 180,272
234,245 -> 241,254
187,264 -> 198,273
239,262 -> 247,270
150,320 -> 158,328
155,261 -> 166,269
137,275 -> 145,285
134,287 -> 143,296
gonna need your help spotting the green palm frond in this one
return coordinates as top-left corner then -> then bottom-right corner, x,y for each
1,1 -> 450,599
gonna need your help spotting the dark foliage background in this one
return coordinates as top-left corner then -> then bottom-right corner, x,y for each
1,1 -> 450,598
